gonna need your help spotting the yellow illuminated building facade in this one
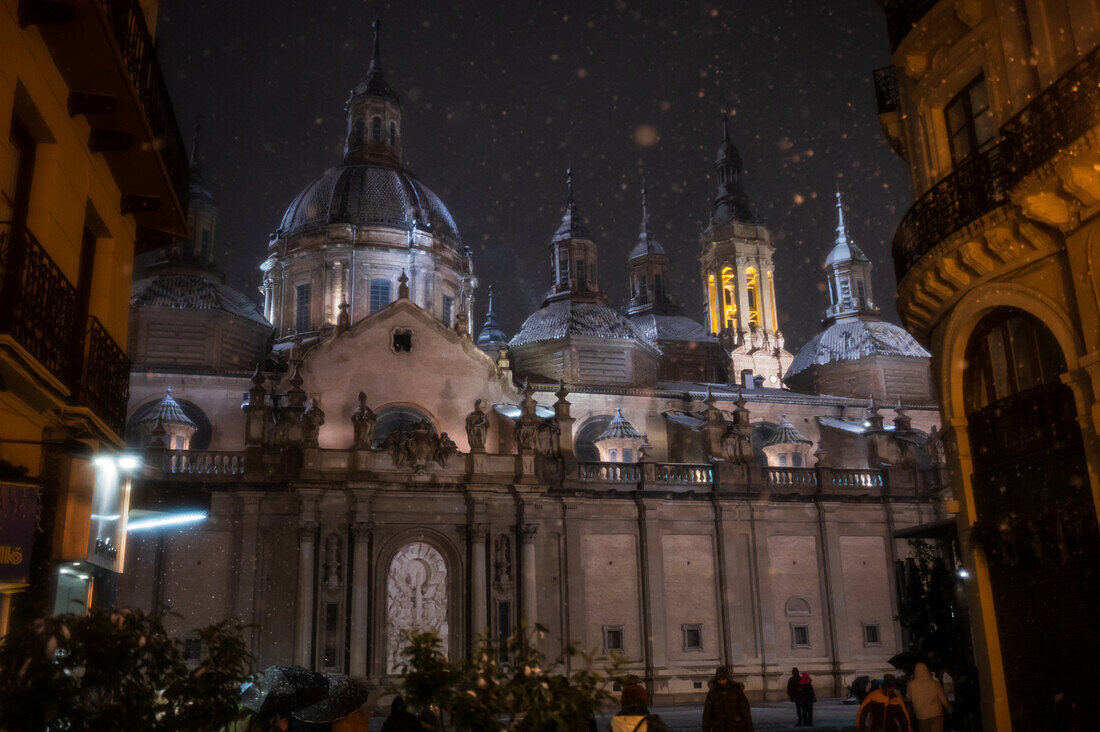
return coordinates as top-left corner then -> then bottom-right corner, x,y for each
0,0 -> 187,631
875,1 -> 1100,729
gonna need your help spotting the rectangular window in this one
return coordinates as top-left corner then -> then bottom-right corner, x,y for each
623,448 -> 633,463
682,624 -> 703,651
576,259 -> 585,287
369,278 -> 392,312
6,116 -> 36,223
603,625 -> 624,652
558,251 -> 569,284
778,453 -> 788,466
792,452 -> 803,467
295,283 -> 312,332
609,449 -> 617,462
863,623 -> 881,646
442,294 -> 454,325
856,279 -> 866,307
791,624 -> 810,648
945,74 -> 994,166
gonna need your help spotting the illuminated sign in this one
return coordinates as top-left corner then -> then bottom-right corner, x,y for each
0,482 -> 40,585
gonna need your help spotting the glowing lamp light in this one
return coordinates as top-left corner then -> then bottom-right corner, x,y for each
957,568 -> 970,579
126,512 -> 207,532
94,456 -> 115,468
117,456 -> 139,471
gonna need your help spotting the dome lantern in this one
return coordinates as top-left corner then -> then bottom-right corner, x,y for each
344,19 -> 402,167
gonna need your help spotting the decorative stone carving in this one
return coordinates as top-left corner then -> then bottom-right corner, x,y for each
351,522 -> 372,543
925,426 -> 947,466
465,399 -> 489,452
515,380 -> 542,452
351,391 -> 376,449
301,398 -> 325,447
494,534 -> 512,588
382,420 -> 458,473
323,533 -> 343,590
454,308 -> 469,335
386,542 -> 448,673
298,521 -> 319,542
519,523 -> 539,543
398,269 -> 410,299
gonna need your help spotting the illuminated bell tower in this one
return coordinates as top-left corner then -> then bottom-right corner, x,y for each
698,115 -> 792,384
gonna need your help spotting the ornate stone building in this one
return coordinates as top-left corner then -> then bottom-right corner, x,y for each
873,2 -> 1100,729
117,22 -> 949,704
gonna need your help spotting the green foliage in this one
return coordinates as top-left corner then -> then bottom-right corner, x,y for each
392,624 -> 624,732
0,607 -> 252,732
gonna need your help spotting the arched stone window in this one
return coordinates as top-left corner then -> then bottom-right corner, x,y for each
721,266 -> 737,328
371,116 -> 382,142
386,541 -> 448,673
373,406 -> 435,448
785,596 -> 811,617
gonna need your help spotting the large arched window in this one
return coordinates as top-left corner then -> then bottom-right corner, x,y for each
707,273 -> 720,333
745,266 -> 761,325
574,415 -> 614,462
373,406 -> 435,448
964,308 -> 1066,413
721,267 -> 737,329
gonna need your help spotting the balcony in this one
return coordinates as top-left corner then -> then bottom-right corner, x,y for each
0,221 -> 131,436
881,0 -> 941,51
873,65 -> 899,114
20,0 -> 189,242
891,43 -> 1100,284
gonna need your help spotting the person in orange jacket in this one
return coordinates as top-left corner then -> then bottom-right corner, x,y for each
856,675 -> 911,732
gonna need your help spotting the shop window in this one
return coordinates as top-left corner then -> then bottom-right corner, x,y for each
603,625 -> 624,652
945,74 -> 994,166
682,624 -> 703,651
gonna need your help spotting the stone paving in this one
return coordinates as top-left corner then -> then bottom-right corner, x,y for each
368,698 -> 862,730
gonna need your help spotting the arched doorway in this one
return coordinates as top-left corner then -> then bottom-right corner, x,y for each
385,541 -> 449,674
964,308 -> 1098,730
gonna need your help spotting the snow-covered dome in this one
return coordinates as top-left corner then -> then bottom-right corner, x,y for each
509,300 -> 650,347
786,318 -> 930,378
277,164 -> 462,247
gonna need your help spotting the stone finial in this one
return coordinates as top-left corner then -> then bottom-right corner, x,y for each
251,363 -> 266,389
398,269 -> 410,299
337,297 -> 351,331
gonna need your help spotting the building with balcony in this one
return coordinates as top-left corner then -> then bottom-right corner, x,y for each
0,0 -> 188,631
874,1 -> 1100,728
111,19 -> 957,703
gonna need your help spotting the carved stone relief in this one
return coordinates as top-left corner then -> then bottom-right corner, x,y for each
386,541 -> 448,673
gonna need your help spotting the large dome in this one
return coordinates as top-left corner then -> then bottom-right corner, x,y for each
510,300 -> 651,347
277,164 -> 462,246
786,318 -> 930,378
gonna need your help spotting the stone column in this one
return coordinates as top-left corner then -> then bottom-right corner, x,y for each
349,522 -> 372,678
520,523 -> 539,628
295,521 -> 318,667
470,524 -> 489,636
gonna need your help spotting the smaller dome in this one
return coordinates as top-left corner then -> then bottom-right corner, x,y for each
510,299 -> 650,347
597,408 -> 643,441
764,415 -> 812,446
136,389 -> 196,428
786,319 -> 931,379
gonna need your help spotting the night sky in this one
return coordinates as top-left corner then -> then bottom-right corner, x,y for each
157,0 -> 910,351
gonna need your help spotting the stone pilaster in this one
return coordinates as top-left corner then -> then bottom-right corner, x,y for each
349,521 -> 372,678
295,519 -> 318,667
519,523 -> 539,628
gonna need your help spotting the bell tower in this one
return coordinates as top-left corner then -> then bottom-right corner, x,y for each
697,116 -> 792,383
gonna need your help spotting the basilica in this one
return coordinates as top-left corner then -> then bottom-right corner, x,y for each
118,23 -> 947,702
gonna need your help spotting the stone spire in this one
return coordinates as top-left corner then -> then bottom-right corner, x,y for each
545,168 -> 603,305
823,187 -> 878,323
344,18 -> 402,165
630,183 -> 664,259
709,114 -> 754,227
552,168 -> 588,242
476,284 -> 507,352
627,182 -> 674,316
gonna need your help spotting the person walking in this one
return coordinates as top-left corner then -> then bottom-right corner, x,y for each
701,665 -> 754,732
380,696 -> 423,732
608,679 -> 670,732
856,675 -> 911,732
786,668 -> 802,726
905,663 -> 952,732
795,672 -> 816,727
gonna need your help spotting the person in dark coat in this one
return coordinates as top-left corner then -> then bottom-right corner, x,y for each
795,672 -> 816,727
786,668 -> 801,725
701,666 -> 754,732
380,696 -> 423,732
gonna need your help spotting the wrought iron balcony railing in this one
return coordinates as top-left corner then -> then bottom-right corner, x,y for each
0,221 -> 131,437
882,0 -> 941,50
892,44 -> 1100,283
78,316 -> 131,436
0,221 -> 79,384
100,0 -> 190,216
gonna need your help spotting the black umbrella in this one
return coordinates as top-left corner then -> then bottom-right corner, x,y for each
887,649 -> 934,673
293,672 -> 371,724
241,665 -> 329,716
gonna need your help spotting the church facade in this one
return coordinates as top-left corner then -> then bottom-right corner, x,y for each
118,23 -> 948,702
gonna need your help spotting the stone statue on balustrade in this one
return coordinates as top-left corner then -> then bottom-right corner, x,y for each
434,433 -> 458,468
301,398 -> 325,447
721,423 -> 753,464
351,391 -> 376,449
515,380 -> 542,452
465,399 -> 489,452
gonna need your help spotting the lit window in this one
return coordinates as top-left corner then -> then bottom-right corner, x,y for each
721,266 -> 737,328
791,624 -> 810,648
708,273 -> 720,333
369,278 -> 391,312
945,74 -> 994,166
603,625 -> 624,652
442,294 -> 454,325
745,266 -> 761,325
295,283 -> 311,332
682,624 -> 703,651
371,116 -> 382,142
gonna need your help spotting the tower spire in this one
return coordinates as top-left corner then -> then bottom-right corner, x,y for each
189,120 -> 203,185
476,284 -> 507,351
834,185 -> 849,248
369,18 -> 383,75
710,114 -> 754,226
553,168 -> 586,241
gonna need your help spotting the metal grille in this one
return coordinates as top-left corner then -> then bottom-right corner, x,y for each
80,317 -> 131,436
